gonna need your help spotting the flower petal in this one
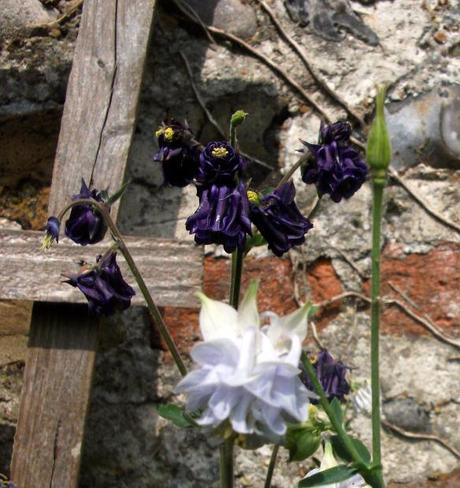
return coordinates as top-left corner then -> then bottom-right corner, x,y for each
237,280 -> 260,331
197,292 -> 238,341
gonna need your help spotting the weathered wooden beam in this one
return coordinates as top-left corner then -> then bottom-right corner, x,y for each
0,230 -> 201,308
10,1 -> 162,487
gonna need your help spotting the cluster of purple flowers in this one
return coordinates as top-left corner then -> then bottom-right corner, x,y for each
43,179 -> 135,316
44,118 -> 367,316
154,118 -> 367,256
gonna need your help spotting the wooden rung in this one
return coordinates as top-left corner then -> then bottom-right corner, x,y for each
0,230 -> 202,309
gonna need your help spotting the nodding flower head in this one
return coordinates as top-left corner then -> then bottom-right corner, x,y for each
65,179 -> 109,246
300,350 -> 350,403
197,141 -> 246,187
154,119 -> 199,187
301,121 -> 368,203
186,183 -> 252,253
249,181 -> 313,257
41,216 -> 61,250
65,251 -> 135,316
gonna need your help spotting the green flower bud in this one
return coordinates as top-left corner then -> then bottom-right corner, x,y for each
286,422 -> 322,462
366,87 -> 392,183
230,110 -> 248,128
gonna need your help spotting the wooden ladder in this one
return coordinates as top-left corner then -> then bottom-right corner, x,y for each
0,1 -> 202,486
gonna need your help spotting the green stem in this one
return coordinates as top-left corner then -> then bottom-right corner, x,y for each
370,181 -> 385,483
57,199 -> 188,377
229,248 -> 244,308
276,154 -> 310,188
220,437 -> 234,488
264,444 -> 280,488
300,353 -> 364,468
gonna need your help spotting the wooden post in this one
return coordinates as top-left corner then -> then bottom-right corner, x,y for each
10,1 -> 160,486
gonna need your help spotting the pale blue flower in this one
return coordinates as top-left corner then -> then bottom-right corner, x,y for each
175,282 -> 315,438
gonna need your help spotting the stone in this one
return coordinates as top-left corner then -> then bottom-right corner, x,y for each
383,397 -> 431,433
0,0 -> 56,41
385,85 -> 460,170
183,0 -> 257,38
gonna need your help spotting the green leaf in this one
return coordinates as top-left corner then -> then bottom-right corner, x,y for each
106,179 -> 131,205
330,435 -> 371,464
298,465 -> 358,487
329,398 -> 344,425
156,404 -> 194,428
286,425 -> 321,462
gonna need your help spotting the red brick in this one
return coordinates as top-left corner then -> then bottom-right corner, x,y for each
364,242 -> 460,337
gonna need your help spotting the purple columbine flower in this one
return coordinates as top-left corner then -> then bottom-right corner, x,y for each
65,179 -> 108,246
301,121 -> 368,203
154,119 -> 199,187
249,181 -> 313,257
186,183 -> 252,253
65,252 -> 135,316
301,350 -> 350,403
41,216 -> 61,250
197,141 -> 246,186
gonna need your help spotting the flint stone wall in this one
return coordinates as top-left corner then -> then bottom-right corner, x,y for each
0,0 -> 459,486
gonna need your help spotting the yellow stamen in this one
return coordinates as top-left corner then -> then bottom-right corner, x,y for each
211,146 -> 229,158
164,127 -> 175,141
155,127 -> 164,138
308,404 -> 319,419
247,190 -> 260,204
40,234 -> 54,251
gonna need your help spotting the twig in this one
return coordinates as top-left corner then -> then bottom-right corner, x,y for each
382,419 -> 460,460
389,168 -> 460,235
42,0 -> 84,28
255,0 -> 364,127
173,1 -> 333,123
179,50 -> 274,170
387,298 -> 460,350
332,247 -> 367,280
173,0 -> 217,45
388,281 -> 420,310
310,321 -> 325,349
310,290 -> 460,350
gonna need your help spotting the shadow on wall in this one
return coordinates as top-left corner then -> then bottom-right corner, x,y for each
118,0 -> 288,240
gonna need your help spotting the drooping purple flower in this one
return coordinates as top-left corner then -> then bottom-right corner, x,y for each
186,183 -> 252,253
197,141 -> 246,186
154,119 -> 199,187
41,216 -> 61,250
249,181 -> 313,257
301,121 -> 368,203
65,179 -> 108,246
65,252 -> 135,316
300,350 -> 350,403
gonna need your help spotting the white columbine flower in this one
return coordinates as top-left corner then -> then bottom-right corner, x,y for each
175,281 -> 315,439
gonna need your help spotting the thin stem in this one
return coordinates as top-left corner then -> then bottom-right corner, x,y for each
57,199 -> 188,377
370,181 -> 385,480
264,444 -> 280,488
300,354 -> 364,467
220,438 -> 234,488
277,154 -> 309,188
229,248 -> 244,308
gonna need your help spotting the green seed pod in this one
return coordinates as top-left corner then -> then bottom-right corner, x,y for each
366,87 -> 392,183
230,110 -> 248,128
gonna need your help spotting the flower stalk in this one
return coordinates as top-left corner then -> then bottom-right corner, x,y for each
264,444 -> 280,488
218,110 -> 249,488
370,180 -> 385,487
300,353 -> 365,469
57,198 -> 188,377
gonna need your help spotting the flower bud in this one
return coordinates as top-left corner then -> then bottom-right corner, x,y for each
366,87 -> 392,182
230,110 -> 248,128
